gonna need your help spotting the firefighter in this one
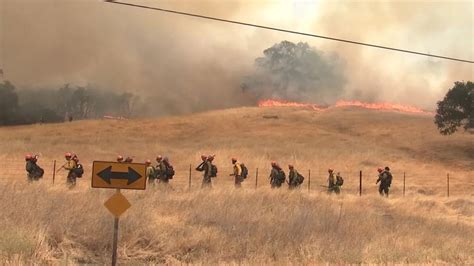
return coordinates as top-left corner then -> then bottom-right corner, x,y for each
230,157 -> 243,188
376,167 -> 392,197
145,159 -> 156,186
196,154 -> 213,188
269,161 -> 285,188
327,168 -> 340,194
117,155 -> 124,163
25,154 -> 34,182
161,157 -> 175,184
156,155 -> 170,184
64,152 -> 78,188
335,171 -> 344,192
25,154 -> 44,182
288,164 -> 303,189
72,155 -> 84,178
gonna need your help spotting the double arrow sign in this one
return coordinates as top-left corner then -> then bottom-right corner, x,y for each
92,161 -> 147,190
98,166 -> 142,185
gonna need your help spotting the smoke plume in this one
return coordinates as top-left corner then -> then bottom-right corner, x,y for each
1,0 -> 472,114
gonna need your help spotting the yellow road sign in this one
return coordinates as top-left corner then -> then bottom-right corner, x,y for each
104,191 -> 131,217
92,161 -> 147,190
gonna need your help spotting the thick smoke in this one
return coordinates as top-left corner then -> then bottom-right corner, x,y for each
1,0 -> 472,114
311,1 -> 473,109
1,0 -> 252,116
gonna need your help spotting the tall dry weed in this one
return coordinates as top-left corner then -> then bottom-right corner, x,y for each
0,183 -> 472,264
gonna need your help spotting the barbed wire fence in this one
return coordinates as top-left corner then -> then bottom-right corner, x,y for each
0,158 -> 468,197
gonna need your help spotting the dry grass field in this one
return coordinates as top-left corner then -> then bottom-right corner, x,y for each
0,106 -> 473,264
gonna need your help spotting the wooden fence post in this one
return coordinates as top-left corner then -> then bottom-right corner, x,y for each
447,173 -> 450,197
403,172 -> 406,196
52,160 -> 56,185
255,168 -> 258,189
188,164 -> 192,191
308,169 -> 311,193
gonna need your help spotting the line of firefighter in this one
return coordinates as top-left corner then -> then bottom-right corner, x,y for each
23,153 -> 393,196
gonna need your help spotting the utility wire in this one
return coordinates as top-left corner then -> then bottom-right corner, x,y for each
105,0 -> 473,64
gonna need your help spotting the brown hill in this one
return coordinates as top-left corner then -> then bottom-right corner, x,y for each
0,107 -> 473,264
0,106 -> 472,195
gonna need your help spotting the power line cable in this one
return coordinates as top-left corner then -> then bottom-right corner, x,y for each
105,0 -> 473,64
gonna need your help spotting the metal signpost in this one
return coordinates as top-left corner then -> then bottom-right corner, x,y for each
92,161 -> 147,266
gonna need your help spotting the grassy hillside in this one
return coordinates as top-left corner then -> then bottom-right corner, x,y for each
0,106 -> 472,194
0,106 -> 473,264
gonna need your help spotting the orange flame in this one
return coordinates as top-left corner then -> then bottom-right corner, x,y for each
257,99 -> 324,111
334,100 -> 433,115
258,99 -> 433,115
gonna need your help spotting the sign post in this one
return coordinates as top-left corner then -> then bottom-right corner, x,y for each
111,189 -> 120,266
103,188 -> 131,266
112,214 -> 119,265
91,161 -> 146,266
359,170 -> 362,196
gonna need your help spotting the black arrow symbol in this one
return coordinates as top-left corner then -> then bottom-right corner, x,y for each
97,166 -> 142,185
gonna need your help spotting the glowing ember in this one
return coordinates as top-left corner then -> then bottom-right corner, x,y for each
258,99 -> 324,111
258,99 -> 433,115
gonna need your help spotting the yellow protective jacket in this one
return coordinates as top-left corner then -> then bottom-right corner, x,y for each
289,169 -> 299,185
204,160 -> 213,178
328,172 -> 336,187
233,162 -> 242,177
64,160 -> 77,170
146,166 -> 156,179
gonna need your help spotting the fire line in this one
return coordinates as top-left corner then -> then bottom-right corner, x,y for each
258,99 -> 434,115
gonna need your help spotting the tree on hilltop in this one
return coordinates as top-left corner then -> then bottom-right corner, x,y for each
435,81 -> 473,135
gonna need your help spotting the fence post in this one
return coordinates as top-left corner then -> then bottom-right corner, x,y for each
308,169 -> 311,193
359,170 -> 362,196
255,168 -> 258,189
188,164 -> 192,191
52,160 -> 56,185
447,173 -> 450,197
403,172 -> 406,197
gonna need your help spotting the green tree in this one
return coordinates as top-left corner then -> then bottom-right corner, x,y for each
71,86 -> 93,119
1,81 -> 141,125
242,40 -> 345,103
56,83 -> 74,118
0,81 -> 19,125
435,81 -> 473,135
119,92 -> 139,117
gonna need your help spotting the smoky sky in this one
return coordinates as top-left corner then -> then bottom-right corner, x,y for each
0,0 -> 472,114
